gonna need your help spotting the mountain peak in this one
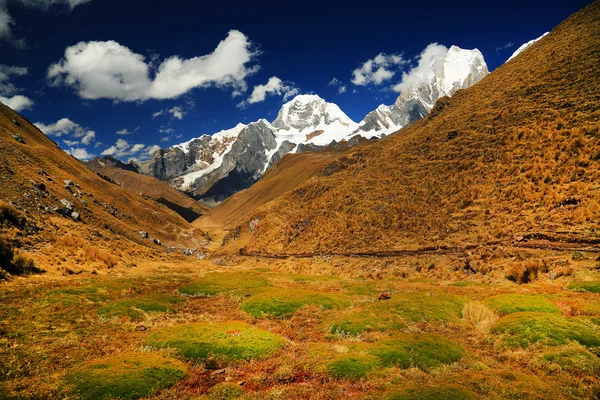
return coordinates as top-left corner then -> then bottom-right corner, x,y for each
271,94 -> 354,131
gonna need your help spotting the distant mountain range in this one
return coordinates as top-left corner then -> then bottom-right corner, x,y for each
90,45 -> 489,205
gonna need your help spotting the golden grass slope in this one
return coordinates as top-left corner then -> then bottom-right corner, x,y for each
0,104 -> 207,274
92,167 -> 209,222
195,151 -> 339,229
222,1 -> 600,255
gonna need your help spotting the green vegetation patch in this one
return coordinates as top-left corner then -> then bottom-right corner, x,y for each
371,292 -> 466,323
326,353 -> 380,380
146,321 -> 284,363
385,386 -> 476,400
369,334 -> 465,368
96,294 -> 183,321
178,272 -> 271,297
541,344 -> 600,376
206,382 -> 244,400
567,281 -> 600,293
240,289 -> 350,318
66,352 -> 186,400
491,312 -> 600,348
484,294 -> 560,315
329,311 -> 406,336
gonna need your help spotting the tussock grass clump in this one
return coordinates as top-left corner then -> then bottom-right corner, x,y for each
55,235 -> 118,269
369,334 -> 465,369
146,321 -> 284,363
65,352 -> 186,400
505,262 -> 539,284
329,311 -> 406,336
491,312 -> 600,348
178,272 -> 271,297
206,382 -> 244,399
484,294 -> 560,315
567,281 -> 600,293
0,200 -> 25,227
0,237 -> 43,277
326,353 -> 380,380
540,344 -> 600,376
462,301 -> 499,332
240,289 -> 350,318
371,292 -> 466,323
97,294 -> 184,321
385,386 -> 476,400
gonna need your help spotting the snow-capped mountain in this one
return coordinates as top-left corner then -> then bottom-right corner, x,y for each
507,32 -> 549,62
357,45 -> 489,135
137,45 -> 489,204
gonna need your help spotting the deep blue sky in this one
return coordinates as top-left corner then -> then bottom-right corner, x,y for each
0,0 -> 592,161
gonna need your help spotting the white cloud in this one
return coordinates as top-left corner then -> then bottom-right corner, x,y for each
392,43 -> 448,94
81,130 -> 95,145
153,106 -> 184,120
146,145 -> 161,156
101,138 -> 146,158
0,94 -> 33,111
0,65 -> 28,95
0,0 -> 90,42
0,64 -> 33,111
116,127 -> 139,135
34,117 -> 96,147
48,30 -> 259,101
66,147 -> 93,160
351,53 -> 405,86
328,77 -> 347,94
238,76 -> 298,108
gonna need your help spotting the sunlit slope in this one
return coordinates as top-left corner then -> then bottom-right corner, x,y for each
0,104 -> 206,272
194,151 -> 339,229
222,1 -> 600,255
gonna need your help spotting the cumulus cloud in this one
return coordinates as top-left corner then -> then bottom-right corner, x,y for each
66,147 -> 93,160
0,0 -> 90,42
153,106 -> 184,120
238,76 -> 298,108
351,53 -> 405,86
101,138 -> 146,158
0,64 -> 34,111
47,30 -> 260,101
116,127 -> 139,135
328,77 -> 347,94
34,117 -> 96,146
0,94 -> 33,111
392,43 -> 448,94
145,144 -> 161,157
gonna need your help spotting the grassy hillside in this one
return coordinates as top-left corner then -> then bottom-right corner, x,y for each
222,1 -> 600,256
195,151 -> 339,229
0,104 -> 207,276
90,167 -> 209,222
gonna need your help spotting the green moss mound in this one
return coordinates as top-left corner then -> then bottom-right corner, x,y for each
66,352 -> 186,400
206,382 -> 244,400
240,289 -> 350,318
146,321 -> 284,363
178,272 -> 271,297
567,281 -> 600,293
326,353 -> 380,380
97,294 -> 183,320
491,312 -> 600,348
541,345 -> 600,376
371,292 -> 466,323
484,294 -> 560,315
329,311 -> 406,336
385,386 -> 476,400
370,334 -> 465,369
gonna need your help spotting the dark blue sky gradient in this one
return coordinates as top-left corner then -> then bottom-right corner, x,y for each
1,0 -> 592,160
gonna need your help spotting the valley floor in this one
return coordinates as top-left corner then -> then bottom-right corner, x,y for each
1,246 -> 600,400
